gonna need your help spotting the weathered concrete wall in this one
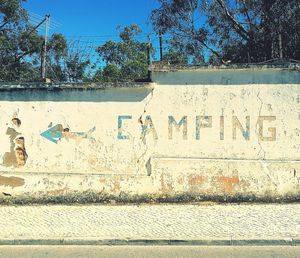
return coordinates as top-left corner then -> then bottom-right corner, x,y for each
0,73 -> 299,202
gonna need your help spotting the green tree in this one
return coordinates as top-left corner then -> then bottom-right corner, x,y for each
46,33 -> 68,82
64,53 -> 90,82
0,1 -> 99,83
151,0 -> 300,63
49,33 -> 67,66
0,0 -> 27,28
94,24 -> 150,82
0,0 -> 43,82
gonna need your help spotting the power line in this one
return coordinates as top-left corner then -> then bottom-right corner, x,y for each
64,33 -> 154,39
28,11 -> 62,27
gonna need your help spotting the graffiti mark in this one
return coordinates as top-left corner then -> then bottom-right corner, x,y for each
41,124 -> 96,144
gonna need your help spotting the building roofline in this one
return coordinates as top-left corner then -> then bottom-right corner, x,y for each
150,59 -> 300,72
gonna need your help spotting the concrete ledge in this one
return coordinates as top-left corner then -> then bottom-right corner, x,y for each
0,82 -> 153,90
150,61 -> 300,72
0,238 -> 298,246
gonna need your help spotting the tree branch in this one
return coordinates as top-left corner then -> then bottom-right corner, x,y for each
241,0 -> 252,26
0,21 -> 9,31
215,0 -> 250,40
188,30 -> 225,63
16,50 -> 33,60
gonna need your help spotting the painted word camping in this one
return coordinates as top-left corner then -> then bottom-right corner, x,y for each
117,115 -> 277,142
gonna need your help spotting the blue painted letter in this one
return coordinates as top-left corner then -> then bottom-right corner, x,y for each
168,116 -> 188,140
118,115 -> 132,140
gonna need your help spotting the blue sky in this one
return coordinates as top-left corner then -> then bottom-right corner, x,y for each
23,1 -> 208,63
24,0 -> 158,40
24,0 -> 162,64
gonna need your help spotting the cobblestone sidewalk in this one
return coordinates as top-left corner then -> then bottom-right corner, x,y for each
0,204 -> 299,245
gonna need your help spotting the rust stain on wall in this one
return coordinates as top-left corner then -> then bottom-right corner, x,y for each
215,176 -> 240,193
111,178 -> 121,193
0,175 -> 25,188
188,175 -> 205,191
176,176 -> 184,185
46,188 -> 69,196
99,178 -> 106,184
160,174 -> 173,193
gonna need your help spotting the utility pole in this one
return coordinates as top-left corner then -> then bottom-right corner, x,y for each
278,22 -> 283,60
147,35 -> 151,81
159,31 -> 163,62
41,15 -> 50,81
279,32 -> 283,59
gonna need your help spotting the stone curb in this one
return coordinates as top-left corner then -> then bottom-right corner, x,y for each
0,239 -> 298,246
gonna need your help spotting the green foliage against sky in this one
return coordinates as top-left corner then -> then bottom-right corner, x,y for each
151,0 -> 300,64
1,0 -> 300,82
0,1 -> 151,83
94,24 -> 150,82
0,0 -> 42,81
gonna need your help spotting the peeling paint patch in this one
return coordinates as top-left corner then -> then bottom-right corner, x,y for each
145,159 -> 152,176
2,117 -> 28,168
14,136 -> 28,167
0,175 -> 25,188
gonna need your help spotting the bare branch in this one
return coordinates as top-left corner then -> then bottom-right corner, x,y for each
241,0 -> 252,25
187,30 -> 224,63
215,0 -> 250,40
0,20 -> 10,31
